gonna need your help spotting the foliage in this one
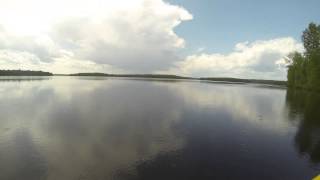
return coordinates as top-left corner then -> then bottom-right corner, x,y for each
287,23 -> 320,91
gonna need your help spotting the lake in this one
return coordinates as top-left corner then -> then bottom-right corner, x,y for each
0,77 -> 319,180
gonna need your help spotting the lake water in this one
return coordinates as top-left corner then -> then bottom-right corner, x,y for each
0,77 -> 320,180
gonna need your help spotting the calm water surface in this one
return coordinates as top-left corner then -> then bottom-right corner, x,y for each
0,77 -> 320,180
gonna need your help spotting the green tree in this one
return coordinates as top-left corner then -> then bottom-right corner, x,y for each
307,51 -> 320,90
287,52 -> 306,87
287,22 -> 320,91
302,23 -> 320,56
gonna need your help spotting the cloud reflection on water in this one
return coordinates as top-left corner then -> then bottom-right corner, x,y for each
0,77 -> 316,179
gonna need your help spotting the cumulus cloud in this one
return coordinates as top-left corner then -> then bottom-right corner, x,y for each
161,37 -> 304,80
0,0 -> 304,79
0,0 -> 192,73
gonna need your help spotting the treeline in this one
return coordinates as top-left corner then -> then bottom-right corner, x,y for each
70,73 -> 286,85
69,73 -> 192,79
287,23 -> 320,91
0,70 -> 53,76
69,73 -> 287,85
0,70 -> 288,86
200,77 -> 287,86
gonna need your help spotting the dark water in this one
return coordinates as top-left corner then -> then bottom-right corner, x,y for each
0,77 -> 320,180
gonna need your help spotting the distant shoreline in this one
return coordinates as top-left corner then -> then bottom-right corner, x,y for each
200,77 -> 287,86
0,70 -> 287,86
0,70 -> 53,76
70,73 -> 287,86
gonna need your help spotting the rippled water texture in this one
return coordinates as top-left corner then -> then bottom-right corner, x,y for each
0,77 -> 319,180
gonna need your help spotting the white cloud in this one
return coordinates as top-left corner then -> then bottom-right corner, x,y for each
161,37 -> 304,80
0,0 -> 192,73
0,0 -> 304,79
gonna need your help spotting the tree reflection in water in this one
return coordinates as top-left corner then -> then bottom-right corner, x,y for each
286,89 -> 320,164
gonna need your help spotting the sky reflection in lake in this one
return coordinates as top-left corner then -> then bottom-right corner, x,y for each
0,77 -> 319,180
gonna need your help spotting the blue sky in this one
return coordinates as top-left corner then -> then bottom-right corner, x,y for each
168,0 -> 320,54
0,0 -> 318,79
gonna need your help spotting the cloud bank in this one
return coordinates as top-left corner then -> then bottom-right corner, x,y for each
0,0 -> 303,79
160,37 -> 303,80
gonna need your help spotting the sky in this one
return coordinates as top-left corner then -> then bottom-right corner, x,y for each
0,0 -> 319,80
